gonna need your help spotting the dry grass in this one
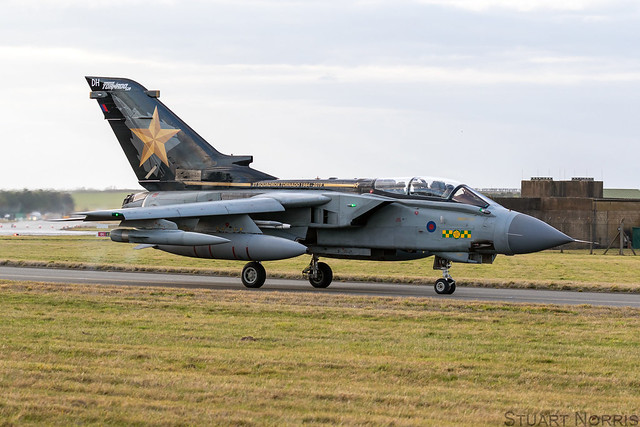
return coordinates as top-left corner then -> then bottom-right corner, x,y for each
2,281 -> 640,425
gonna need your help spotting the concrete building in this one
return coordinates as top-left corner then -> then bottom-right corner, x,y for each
493,178 -> 640,249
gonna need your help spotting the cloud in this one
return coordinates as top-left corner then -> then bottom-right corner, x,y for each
3,45 -> 639,88
1,0 -> 639,189
411,0 -> 633,12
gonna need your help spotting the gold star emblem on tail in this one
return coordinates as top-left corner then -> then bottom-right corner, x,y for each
131,107 -> 181,167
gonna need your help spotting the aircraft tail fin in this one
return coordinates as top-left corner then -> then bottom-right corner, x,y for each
85,76 -> 275,190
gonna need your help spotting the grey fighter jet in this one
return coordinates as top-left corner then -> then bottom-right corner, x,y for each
79,77 -> 574,294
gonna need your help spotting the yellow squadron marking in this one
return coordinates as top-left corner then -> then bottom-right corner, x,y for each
131,107 -> 181,167
442,229 -> 471,239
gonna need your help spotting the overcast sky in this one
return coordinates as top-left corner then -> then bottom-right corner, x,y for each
1,0 -> 639,190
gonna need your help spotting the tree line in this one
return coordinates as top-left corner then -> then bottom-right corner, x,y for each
0,190 -> 75,216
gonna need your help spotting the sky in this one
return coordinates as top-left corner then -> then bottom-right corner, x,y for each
1,0 -> 639,191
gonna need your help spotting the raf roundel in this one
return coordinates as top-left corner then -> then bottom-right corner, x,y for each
426,221 -> 437,233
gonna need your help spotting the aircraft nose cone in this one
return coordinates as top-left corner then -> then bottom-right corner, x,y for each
507,213 -> 574,254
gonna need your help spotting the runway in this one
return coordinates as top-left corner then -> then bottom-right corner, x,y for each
0,220 -> 94,236
2,266 -> 639,308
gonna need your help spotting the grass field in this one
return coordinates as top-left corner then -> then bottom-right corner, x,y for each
1,281 -> 640,425
1,235 -> 640,292
70,190 -> 136,212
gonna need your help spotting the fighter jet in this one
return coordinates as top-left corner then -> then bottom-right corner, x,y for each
79,76 -> 574,294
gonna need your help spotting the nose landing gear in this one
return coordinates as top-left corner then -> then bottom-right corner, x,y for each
433,256 -> 456,295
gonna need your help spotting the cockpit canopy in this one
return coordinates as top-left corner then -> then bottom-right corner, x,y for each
373,176 -> 494,208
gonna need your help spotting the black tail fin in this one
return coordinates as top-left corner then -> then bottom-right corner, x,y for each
85,76 -> 276,190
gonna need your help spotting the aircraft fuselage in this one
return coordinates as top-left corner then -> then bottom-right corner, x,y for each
81,76 -> 575,294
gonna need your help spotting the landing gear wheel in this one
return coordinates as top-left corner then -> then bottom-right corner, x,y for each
241,262 -> 266,288
434,278 -> 451,295
446,279 -> 456,295
309,262 -> 333,288
433,256 -> 456,295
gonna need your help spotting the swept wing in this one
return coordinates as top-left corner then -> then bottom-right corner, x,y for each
78,193 -> 331,221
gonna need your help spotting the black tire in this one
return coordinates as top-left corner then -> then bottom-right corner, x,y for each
309,262 -> 333,288
434,278 -> 451,295
446,280 -> 456,295
241,262 -> 266,288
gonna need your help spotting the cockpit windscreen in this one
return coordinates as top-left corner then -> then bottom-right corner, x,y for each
373,176 -> 493,208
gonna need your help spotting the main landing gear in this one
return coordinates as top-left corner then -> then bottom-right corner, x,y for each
241,261 -> 266,288
241,256 -> 335,289
433,256 -> 456,295
303,255 -> 333,288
